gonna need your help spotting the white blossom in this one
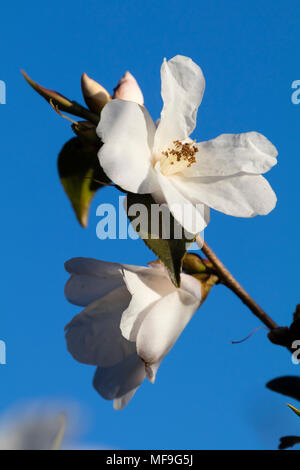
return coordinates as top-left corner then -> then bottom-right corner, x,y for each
97,55 -> 278,234
64,258 -> 202,409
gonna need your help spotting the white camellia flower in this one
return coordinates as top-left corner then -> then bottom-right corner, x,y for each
96,55 -> 278,234
64,258 -> 202,410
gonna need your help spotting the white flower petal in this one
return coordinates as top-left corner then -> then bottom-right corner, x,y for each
64,274 -> 123,307
145,360 -> 162,384
154,167 -> 210,234
65,287 -> 135,367
136,289 -> 200,366
182,132 -> 278,178
93,353 -> 146,403
97,99 -> 158,193
64,258 -> 124,306
113,387 -> 139,410
65,257 -> 123,277
120,267 -> 176,342
154,55 -> 205,153
179,273 -> 203,301
172,173 -> 277,217
64,258 -> 151,306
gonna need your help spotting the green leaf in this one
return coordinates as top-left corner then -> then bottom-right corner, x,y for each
266,376 -> 300,401
287,403 -> 300,417
58,137 -> 109,227
126,192 -> 195,287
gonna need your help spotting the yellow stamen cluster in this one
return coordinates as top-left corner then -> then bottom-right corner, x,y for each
160,140 -> 198,176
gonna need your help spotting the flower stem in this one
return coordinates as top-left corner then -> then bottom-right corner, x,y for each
196,235 -> 279,330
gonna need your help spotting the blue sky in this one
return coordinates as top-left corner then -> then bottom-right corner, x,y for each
1,0 -> 300,449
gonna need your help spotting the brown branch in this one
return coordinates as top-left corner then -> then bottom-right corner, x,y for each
196,235 -> 279,330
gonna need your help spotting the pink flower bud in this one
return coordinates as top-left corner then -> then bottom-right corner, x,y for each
113,71 -> 144,105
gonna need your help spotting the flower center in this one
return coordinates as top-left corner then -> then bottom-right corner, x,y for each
159,140 -> 198,176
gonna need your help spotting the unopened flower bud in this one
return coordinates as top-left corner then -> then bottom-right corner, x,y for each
182,254 -> 218,300
182,253 -> 209,275
71,121 -> 99,145
113,71 -> 144,105
81,73 -> 111,114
